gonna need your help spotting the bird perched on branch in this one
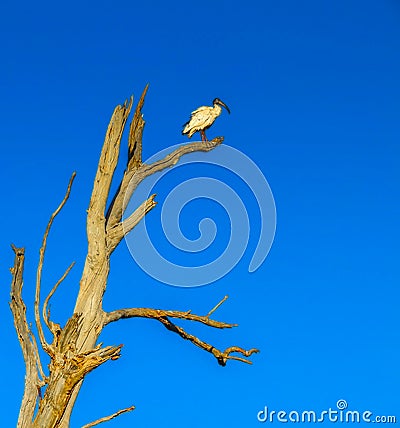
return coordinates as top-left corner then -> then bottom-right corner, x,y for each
182,98 -> 230,142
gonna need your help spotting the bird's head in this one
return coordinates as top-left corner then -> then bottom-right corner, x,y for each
213,98 -> 230,114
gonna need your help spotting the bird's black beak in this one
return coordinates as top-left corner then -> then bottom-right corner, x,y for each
217,99 -> 230,114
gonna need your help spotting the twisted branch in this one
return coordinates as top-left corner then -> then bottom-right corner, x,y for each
159,317 -> 259,366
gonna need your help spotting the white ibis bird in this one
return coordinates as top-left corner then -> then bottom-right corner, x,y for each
182,98 -> 230,142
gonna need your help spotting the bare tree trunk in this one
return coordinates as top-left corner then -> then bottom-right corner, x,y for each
9,87 -> 259,428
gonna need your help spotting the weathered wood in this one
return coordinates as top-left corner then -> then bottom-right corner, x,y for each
10,245 -> 43,428
9,89 -> 258,428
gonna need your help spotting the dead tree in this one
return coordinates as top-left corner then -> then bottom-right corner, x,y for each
9,86 -> 259,428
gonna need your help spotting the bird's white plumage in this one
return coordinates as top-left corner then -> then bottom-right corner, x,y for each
182,104 -> 222,138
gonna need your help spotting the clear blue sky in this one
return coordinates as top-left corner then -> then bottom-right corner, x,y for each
1,0 -> 399,426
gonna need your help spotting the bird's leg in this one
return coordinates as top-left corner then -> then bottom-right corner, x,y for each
201,130 -> 208,142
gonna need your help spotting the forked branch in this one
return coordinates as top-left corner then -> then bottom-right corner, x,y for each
106,194 -> 157,253
106,86 -> 148,231
104,296 -> 259,366
105,136 -> 224,253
